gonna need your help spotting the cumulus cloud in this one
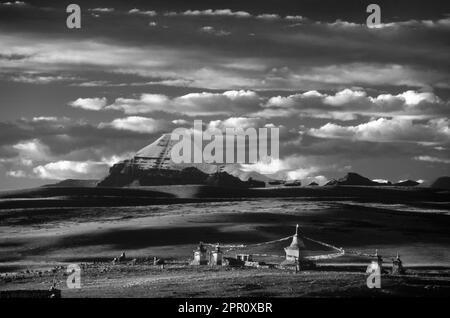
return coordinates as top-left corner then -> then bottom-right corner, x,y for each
89,8 -> 114,13
72,89 -> 448,125
376,18 -> 450,30
98,116 -> 169,134
10,73 -> 79,84
105,90 -> 261,116
0,1 -> 26,6
171,119 -> 188,125
128,8 -> 156,16
256,14 -> 280,20
105,94 -> 169,114
6,170 -> 27,178
32,160 -> 110,180
165,9 -> 251,18
240,154 -> 336,182
207,117 -> 266,130
263,63 -> 449,91
309,118 -> 450,144
256,89 -> 448,120
200,26 -> 231,36
12,139 -> 51,162
69,97 -> 107,111
241,158 -> 286,175
414,156 -> 450,164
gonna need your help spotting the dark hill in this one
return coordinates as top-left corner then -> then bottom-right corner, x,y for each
43,179 -> 98,188
431,176 -> 450,190
393,180 -> 420,187
325,172 -> 381,186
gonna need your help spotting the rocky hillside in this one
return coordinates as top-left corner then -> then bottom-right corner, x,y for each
97,160 -> 265,188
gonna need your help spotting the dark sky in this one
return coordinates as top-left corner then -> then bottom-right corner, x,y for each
0,0 -> 449,189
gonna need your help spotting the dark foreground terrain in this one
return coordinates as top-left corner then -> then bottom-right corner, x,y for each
0,185 -> 449,297
1,262 -> 449,297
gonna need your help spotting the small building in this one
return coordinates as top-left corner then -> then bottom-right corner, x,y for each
191,242 -> 208,265
209,245 -> 223,266
236,254 -> 253,262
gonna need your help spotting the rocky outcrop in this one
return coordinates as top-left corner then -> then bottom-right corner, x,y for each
325,172 -> 381,186
431,176 -> 450,190
308,181 -> 319,186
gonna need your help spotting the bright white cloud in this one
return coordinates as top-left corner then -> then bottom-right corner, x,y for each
12,139 -> 50,161
414,156 -> 450,164
309,118 -> 450,144
105,94 -> 169,114
256,14 -> 280,20
0,1 -> 26,6
89,8 -> 114,13
32,160 -> 109,180
165,9 -> 251,17
241,158 -> 287,175
200,26 -> 231,36
286,167 -> 319,180
6,170 -> 27,178
69,97 -> 107,111
208,117 -> 265,130
324,89 -> 367,106
105,90 -> 260,116
99,116 -> 168,134
128,8 -> 156,16
373,179 -> 390,184
257,89 -> 447,120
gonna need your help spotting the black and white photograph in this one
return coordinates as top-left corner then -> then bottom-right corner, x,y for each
0,0 -> 449,303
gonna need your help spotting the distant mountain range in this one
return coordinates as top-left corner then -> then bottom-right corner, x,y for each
41,133 -> 445,189
221,165 -> 275,182
325,172 -> 421,187
45,171 -> 441,189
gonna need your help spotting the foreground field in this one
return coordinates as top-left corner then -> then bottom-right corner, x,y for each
0,186 -> 449,297
1,263 -> 449,297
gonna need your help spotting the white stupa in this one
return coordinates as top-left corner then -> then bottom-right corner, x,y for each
284,224 -> 306,262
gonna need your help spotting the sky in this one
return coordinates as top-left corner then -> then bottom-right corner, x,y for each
0,0 -> 449,189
